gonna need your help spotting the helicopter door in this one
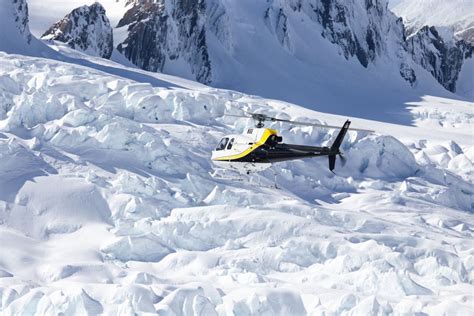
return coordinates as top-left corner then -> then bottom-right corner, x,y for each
227,138 -> 235,150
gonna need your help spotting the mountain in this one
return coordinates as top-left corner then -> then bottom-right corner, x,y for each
42,2 -> 113,59
26,0 -> 128,38
116,0 -> 214,84
112,0 -> 472,114
390,0 -> 474,44
407,26 -> 473,93
25,0 -> 473,112
1,0 -> 474,314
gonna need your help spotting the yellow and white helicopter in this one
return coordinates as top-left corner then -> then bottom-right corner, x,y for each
211,112 -> 374,175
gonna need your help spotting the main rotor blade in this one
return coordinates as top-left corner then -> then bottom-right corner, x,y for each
224,113 -> 252,118
227,112 -> 374,133
270,117 -> 374,133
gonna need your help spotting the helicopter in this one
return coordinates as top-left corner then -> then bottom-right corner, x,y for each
211,112 -> 374,175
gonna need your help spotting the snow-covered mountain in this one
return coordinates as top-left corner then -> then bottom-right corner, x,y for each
390,0 -> 474,44
24,0 -> 473,112
1,0 -> 474,314
112,0 -> 473,107
42,2 -> 113,59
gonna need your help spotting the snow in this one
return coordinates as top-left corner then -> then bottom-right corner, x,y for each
0,48 -> 473,314
457,57 -> 474,100
1,0 -> 473,313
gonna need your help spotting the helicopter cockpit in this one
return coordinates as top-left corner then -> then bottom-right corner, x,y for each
215,137 -> 236,150
215,137 -> 229,151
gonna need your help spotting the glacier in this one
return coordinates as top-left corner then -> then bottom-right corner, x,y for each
0,0 -> 473,315
0,50 -> 473,314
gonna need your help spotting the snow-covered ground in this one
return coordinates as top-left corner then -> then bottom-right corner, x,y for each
0,46 -> 473,315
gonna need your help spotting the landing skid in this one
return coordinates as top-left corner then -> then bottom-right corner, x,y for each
209,168 -> 246,181
209,168 -> 279,189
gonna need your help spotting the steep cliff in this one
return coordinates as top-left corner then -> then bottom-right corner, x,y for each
407,26 -> 473,93
116,0 -> 230,84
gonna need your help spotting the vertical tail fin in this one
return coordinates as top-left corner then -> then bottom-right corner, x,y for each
328,154 -> 336,172
328,120 -> 351,172
331,120 -> 351,152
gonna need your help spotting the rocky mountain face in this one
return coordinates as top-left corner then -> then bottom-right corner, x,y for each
12,0 -> 32,43
112,0 -> 471,97
270,0 -> 405,68
116,0 -> 229,84
407,26 -> 473,93
41,2 -> 113,59
33,0 -> 471,99
115,0 -> 413,85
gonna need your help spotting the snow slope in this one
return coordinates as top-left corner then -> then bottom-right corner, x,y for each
0,49 -> 473,314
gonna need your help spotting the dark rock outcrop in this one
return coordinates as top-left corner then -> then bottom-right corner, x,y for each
407,26 -> 473,92
116,0 -> 229,84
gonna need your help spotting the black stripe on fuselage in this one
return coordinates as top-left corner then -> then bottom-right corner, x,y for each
233,143 -> 337,163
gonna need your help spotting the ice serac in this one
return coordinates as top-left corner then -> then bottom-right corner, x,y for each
41,2 -> 113,59
1,46 -> 474,314
116,0 -> 224,84
407,26 -> 473,93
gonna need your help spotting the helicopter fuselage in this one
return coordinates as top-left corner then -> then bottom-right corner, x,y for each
211,127 -> 337,173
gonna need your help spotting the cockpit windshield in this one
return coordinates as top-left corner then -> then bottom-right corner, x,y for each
216,137 -> 229,151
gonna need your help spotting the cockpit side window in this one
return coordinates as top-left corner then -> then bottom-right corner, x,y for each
216,137 -> 229,151
227,138 -> 235,150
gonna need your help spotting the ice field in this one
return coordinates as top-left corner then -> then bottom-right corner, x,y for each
0,50 -> 473,314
